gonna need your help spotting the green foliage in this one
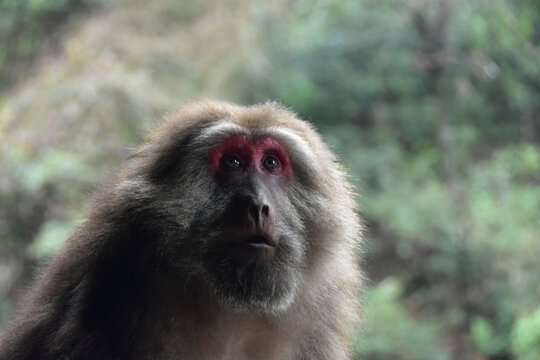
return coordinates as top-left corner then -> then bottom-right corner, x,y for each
355,279 -> 451,360
0,0 -> 111,87
30,218 -> 83,257
471,316 -> 510,356
6,147 -> 101,193
512,307 -> 540,360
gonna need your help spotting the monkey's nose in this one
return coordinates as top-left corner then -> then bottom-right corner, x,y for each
248,199 -> 270,225
247,198 -> 270,226
234,191 -> 269,229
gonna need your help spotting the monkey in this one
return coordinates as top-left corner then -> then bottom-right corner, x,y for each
0,100 -> 363,360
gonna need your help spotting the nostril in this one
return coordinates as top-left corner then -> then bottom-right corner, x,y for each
249,205 -> 260,222
261,204 -> 270,217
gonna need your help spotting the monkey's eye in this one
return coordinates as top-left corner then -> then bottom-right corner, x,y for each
262,156 -> 280,171
223,155 -> 242,169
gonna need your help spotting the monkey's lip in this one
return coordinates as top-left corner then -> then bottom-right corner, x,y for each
228,233 -> 277,261
242,234 -> 277,248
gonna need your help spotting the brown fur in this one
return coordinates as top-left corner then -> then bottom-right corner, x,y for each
0,100 -> 363,360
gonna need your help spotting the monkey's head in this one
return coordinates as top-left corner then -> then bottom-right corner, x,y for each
112,101 -> 359,314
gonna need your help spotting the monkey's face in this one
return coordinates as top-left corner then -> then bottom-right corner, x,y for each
193,131 -> 306,313
147,120 -> 321,314
206,134 -> 292,256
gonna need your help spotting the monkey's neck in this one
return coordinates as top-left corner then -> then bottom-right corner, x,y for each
160,290 -> 301,360
150,284 -> 297,360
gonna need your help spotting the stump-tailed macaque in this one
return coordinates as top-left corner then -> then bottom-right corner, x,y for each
0,100 -> 362,359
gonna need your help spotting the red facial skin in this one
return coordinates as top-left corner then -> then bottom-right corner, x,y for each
207,135 -> 293,181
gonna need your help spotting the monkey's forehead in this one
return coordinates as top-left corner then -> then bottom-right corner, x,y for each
194,121 -> 317,163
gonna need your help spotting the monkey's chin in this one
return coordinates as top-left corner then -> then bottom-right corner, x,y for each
203,254 -> 300,314
213,271 -> 299,314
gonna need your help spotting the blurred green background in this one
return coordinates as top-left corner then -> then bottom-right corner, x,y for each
0,0 -> 539,359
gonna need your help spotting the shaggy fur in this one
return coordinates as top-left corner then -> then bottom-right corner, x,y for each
0,100 -> 363,360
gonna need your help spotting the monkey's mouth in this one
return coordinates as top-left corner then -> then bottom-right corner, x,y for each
225,233 -> 278,262
226,233 -> 277,261
243,234 -> 277,248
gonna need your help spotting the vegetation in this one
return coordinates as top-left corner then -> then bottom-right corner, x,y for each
1,0 -> 539,359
